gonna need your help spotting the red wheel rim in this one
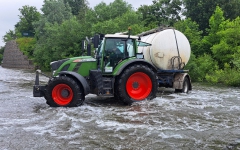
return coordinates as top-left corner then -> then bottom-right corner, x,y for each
126,72 -> 152,100
52,84 -> 73,106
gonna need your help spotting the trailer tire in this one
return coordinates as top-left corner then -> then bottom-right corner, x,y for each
116,64 -> 157,105
45,76 -> 84,107
175,77 -> 190,93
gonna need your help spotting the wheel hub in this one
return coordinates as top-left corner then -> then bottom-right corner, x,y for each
132,82 -> 139,89
126,72 -> 152,100
61,89 -> 70,98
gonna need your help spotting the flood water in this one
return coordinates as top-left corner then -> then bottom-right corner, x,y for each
0,66 -> 240,150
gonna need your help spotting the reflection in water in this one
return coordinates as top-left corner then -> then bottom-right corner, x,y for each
0,66 -> 240,149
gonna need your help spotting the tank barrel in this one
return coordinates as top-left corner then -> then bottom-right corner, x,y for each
138,28 -> 191,70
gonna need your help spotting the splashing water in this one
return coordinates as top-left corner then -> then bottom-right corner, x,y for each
0,66 -> 240,149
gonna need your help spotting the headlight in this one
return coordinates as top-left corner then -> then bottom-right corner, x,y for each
52,70 -> 56,76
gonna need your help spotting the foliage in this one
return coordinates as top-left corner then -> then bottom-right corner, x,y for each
220,0 -> 240,20
92,11 -> 146,35
3,30 -> 17,43
34,0 -> 73,38
186,6 -> 240,86
0,46 -> 4,64
206,64 -> 240,86
138,0 -> 183,27
87,0 -> 132,24
63,0 -> 89,16
34,17 -> 87,70
211,17 -> 240,68
33,0 -> 76,70
185,54 -> 218,82
15,5 -> 41,35
42,0 -> 72,24
183,0 -> 240,34
16,38 -> 36,59
200,6 -> 226,57
174,18 -> 203,57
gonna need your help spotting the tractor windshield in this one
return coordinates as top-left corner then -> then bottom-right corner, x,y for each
98,38 -> 135,73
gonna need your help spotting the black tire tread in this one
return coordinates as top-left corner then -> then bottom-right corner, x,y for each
115,64 -> 157,105
44,76 -> 84,107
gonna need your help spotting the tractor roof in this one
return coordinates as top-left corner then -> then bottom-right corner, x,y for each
105,34 -> 139,39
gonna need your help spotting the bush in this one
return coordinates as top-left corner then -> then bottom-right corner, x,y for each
0,46 -> 4,64
16,37 -> 36,59
206,63 -> 240,86
185,53 -> 218,82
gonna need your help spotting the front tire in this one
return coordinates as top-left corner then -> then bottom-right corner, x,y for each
115,64 -> 157,105
45,76 -> 84,107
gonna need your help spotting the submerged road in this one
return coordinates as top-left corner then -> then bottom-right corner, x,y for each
0,66 -> 240,149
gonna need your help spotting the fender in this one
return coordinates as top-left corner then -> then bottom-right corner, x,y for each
58,71 -> 90,95
173,73 -> 192,90
115,59 -> 158,76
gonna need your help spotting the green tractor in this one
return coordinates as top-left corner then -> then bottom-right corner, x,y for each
33,28 -> 192,107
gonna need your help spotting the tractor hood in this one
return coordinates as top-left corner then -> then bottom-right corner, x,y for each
51,56 -> 97,77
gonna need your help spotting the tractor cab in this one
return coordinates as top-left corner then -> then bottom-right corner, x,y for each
96,34 -> 139,73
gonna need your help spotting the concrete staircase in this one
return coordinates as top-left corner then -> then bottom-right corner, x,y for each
2,40 -> 34,69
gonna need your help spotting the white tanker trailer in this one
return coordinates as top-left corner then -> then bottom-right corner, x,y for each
138,27 -> 192,92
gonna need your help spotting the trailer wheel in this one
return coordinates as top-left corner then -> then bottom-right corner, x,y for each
45,76 -> 84,107
175,77 -> 190,93
116,64 -> 157,105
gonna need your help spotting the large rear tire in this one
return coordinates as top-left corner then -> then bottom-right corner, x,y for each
45,76 -> 84,107
115,64 -> 157,105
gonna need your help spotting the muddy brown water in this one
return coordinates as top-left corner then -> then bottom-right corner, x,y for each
0,66 -> 240,150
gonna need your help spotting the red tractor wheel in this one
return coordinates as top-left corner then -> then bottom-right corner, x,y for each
126,72 -> 152,100
52,84 -> 74,106
116,64 -> 157,104
45,76 -> 84,107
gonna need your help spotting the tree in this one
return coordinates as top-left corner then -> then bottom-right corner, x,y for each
63,0 -> 88,15
84,0 -> 135,35
218,0 -> 240,20
15,5 -> 41,35
41,0 -> 72,24
63,0 -> 89,20
137,5 -> 158,28
92,10 -> 145,34
187,54 -> 219,82
33,0 -> 75,70
0,46 -> 4,64
211,17 -> 240,68
138,0 -> 183,27
3,30 -> 17,43
199,6 -> 226,57
34,0 -> 73,38
90,0 -> 133,23
183,0 -> 240,34
2,5 -> 40,45
34,17 -> 88,70
174,18 -> 203,57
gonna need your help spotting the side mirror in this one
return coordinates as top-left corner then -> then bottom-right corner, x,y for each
93,35 -> 100,48
87,44 -> 91,56
100,34 -> 104,40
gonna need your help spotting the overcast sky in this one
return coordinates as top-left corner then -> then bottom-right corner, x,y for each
0,0 -> 153,47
